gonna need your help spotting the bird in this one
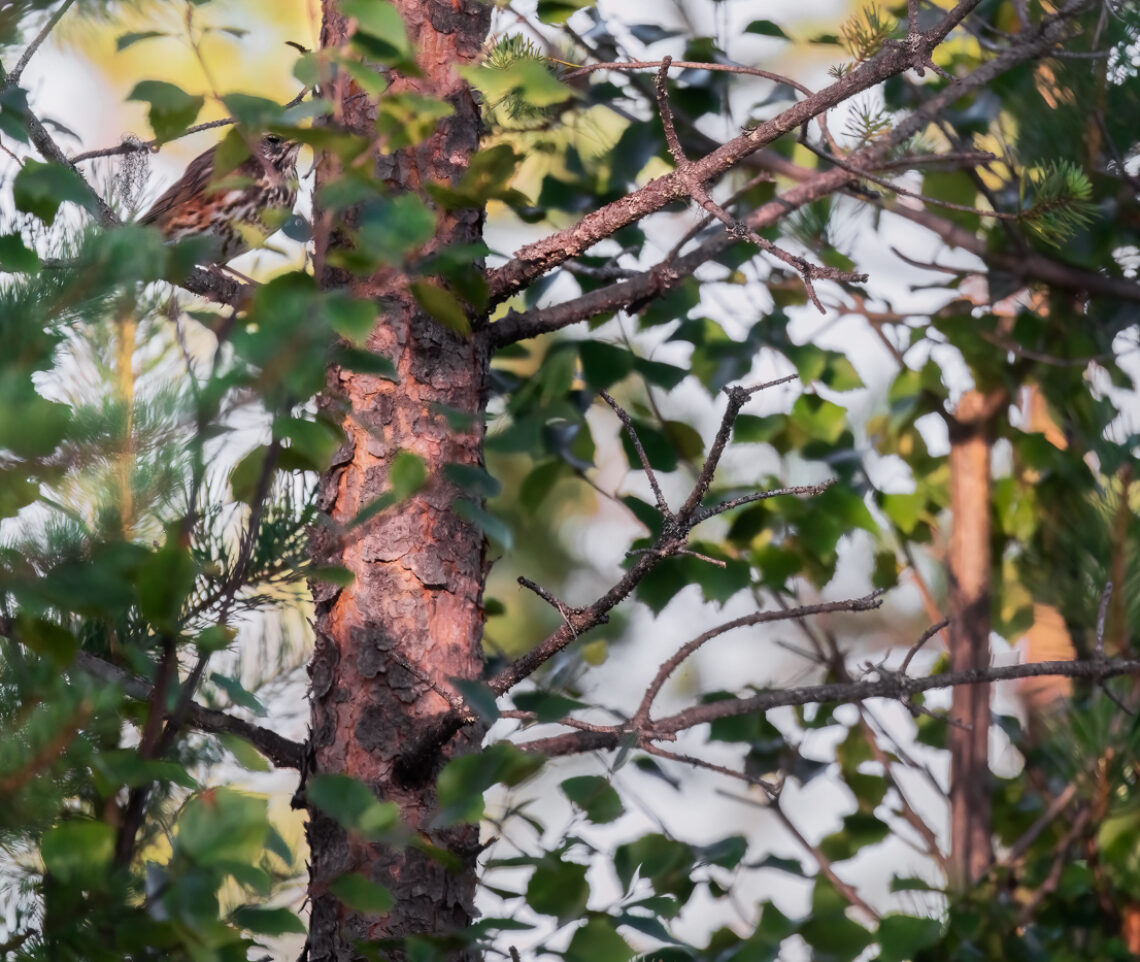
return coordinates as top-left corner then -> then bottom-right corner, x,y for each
139,132 -> 301,264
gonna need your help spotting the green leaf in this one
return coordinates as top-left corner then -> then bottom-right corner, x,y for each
216,733 -> 270,772
341,0 -> 412,59
221,93 -> 283,129
920,170 -> 980,232
349,193 -> 436,266
325,293 -> 378,345
0,86 -> 32,143
136,540 -> 196,632
209,673 -> 266,715
443,463 -> 501,499
561,775 -> 625,824
519,459 -> 571,511
176,788 -> 269,868
462,59 -> 573,107
818,812 -> 890,862
535,0 -> 594,25
579,341 -> 635,390
880,492 -> 924,534
127,80 -> 204,142
92,750 -> 197,791
513,690 -> 587,722
229,445 -> 272,504
563,917 -> 635,962
526,855 -> 589,922
789,394 -> 847,444
452,678 -> 501,723
633,357 -> 688,390
16,616 -> 78,667
799,911 -> 873,961
0,232 -> 39,271
453,498 -> 513,550
41,821 -> 114,886
700,835 -> 747,869
116,30 -> 168,51
230,905 -> 305,936
410,281 -> 471,335
877,914 -> 943,962
328,873 -> 395,914
334,345 -> 398,379
614,834 -> 695,898
745,19 -> 791,39
275,416 -> 344,472
390,450 -> 428,499
195,625 -> 236,653
306,774 -> 401,839
13,160 -> 95,225
733,413 -> 785,444
437,744 -> 545,825
377,92 -> 454,149
309,565 -> 355,587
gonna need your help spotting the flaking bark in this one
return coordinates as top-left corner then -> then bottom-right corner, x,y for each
307,2 -> 492,959
947,389 -> 1000,887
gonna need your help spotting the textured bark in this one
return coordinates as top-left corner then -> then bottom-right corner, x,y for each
307,2 -> 492,959
946,390 -> 1000,888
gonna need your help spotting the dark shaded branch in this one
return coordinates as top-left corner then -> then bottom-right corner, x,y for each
8,0 -> 77,85
514,656 -> 1140,757
484,0 -> 1107,350
600,389 -> 672,518
73,650 -> 304,769
485,0 -> 1087,306
634,591 -> 885,726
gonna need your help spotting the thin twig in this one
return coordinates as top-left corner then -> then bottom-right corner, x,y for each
69,86 -> 308,164
71,650 -> 304,768
7,0 -> 77,85
515,656 -> 1140,757
1015,805 -> 1090,927
635,591 -> 884,725
1095,581 -> 1113,660
600,390 -> 673,518
899,617 -> 949,674
690,480 -> 836,524
653,57 -> 686,166
644,743 -> 781,797
563,59 -> 816,100
999,782 -> 1079,869
770,796 -> 880,920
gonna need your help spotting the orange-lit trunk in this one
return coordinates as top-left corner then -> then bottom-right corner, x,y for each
307,1 -> 491,958
947,389 -> 999,888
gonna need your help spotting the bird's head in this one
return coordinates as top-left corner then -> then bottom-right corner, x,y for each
257,132 -> 301,178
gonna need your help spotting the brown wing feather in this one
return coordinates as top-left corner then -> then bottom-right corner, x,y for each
139,145 -> 218,227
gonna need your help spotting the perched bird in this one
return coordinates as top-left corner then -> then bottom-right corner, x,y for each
139,133 -> 301,264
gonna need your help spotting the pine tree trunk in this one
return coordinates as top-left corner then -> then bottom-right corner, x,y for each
307,2 -> 492,958
947,389 -> 999,888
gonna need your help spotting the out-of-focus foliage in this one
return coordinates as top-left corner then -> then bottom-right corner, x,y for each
1,0 -> 1139,959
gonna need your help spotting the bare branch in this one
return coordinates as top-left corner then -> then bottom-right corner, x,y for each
653,57 -> 686,167
72,650 -> 304,769
563,59 -> 817,99
899,617 -> 949,674
690,480 -> 836,525
485,0 -> 1087,306
69,86 -> 308,164
514,656 -> 1140,757
1095,581 -> 1113,660
600,390 -> 673,518
999,782 -> 1079,869
8,0 -> 77,85
770,796 -> 880,920
634,591 -> 885,726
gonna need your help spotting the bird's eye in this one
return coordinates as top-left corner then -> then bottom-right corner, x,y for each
265,133 -> 282,145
